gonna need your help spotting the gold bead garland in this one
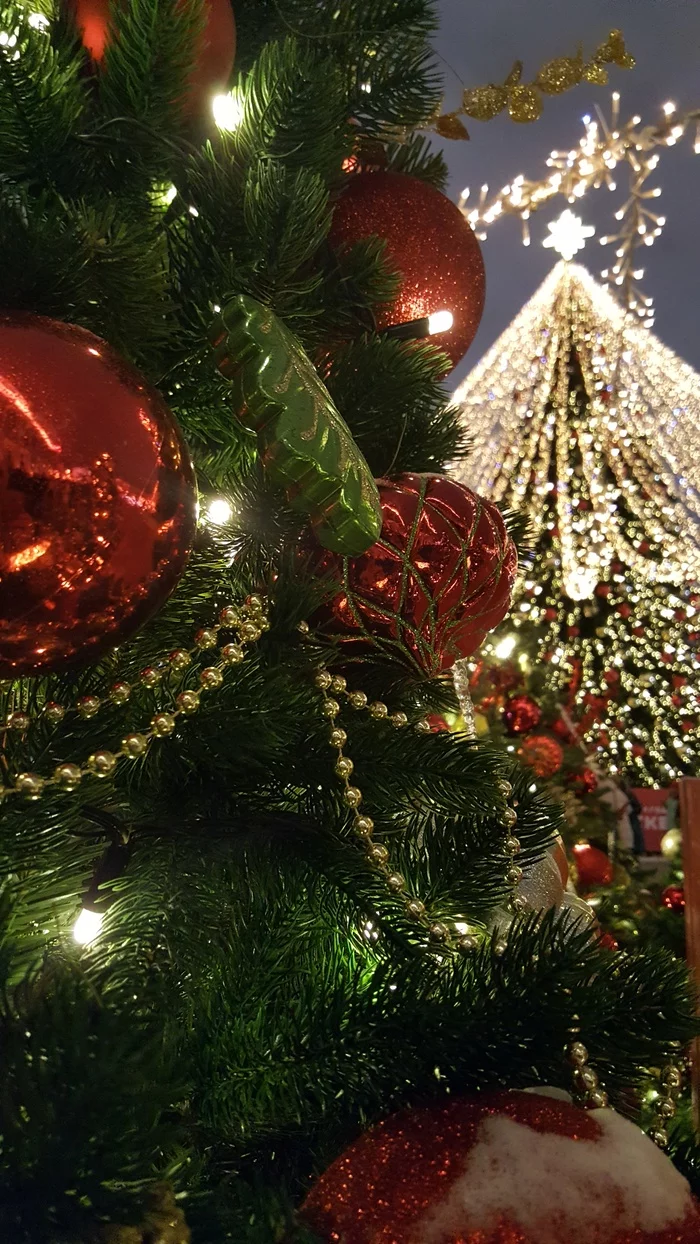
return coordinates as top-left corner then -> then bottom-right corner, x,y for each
648,1063 -> 683,1148
311,653 -> 522,954
567,1036 -> 609,1110
0,596 -> 269,804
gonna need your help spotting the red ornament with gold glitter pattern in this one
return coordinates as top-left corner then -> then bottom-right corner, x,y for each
329,172 -> 485,370
302,1090 -> 700,1243
517,733 -> 564,779
307,473 -> 516,675
0,314 -> 196,677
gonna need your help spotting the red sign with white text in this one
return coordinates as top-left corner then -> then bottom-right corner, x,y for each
631,787 -> 669,853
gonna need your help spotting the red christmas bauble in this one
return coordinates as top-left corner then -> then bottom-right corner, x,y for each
329,172 -> 485,370
428,714 -> 450,733
662,885 -> 685,913
0,314 -> 196,677
302,1090 -> 700,1243
307,473 -> 516,675
66,0 -> 236,118
517,734 -> 564,779
502,694 -> 541,735
573,767 -> 598,795
599,930 -> 620,951
573,842 -> 614,889
551,717 -> 571,741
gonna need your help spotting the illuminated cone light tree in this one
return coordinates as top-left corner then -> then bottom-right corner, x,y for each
453,258 -> 700,783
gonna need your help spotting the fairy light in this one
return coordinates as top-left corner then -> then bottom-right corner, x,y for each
212,91 -> 244,131
494,635 -> 517,659
205,497 -> 233,526
73,908 -> 104,946
452,261 -> 700,782
427,310 -> 454,335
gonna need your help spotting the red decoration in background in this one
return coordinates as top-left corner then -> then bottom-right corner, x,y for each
599,930 -> 619,951
66,0 -> 236,118
329,172 -> 485,371
573,841 -> 613,889
552,717 -> 571,741
503,694 -> 541,735
308,473 -> 516,676
302,1090 -> 700,1244
662,885 -> 685,913
0,314 -> 196,677
428,714 -> 449,733
517,734 -> 564,779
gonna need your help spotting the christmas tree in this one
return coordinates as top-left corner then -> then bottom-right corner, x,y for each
1,4 -> 700,1242
454,260 -> 700,789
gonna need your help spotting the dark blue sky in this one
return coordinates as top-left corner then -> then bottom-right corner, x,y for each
433,0 -> 700,386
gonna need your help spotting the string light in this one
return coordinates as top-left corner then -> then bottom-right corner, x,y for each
459,95 -> 700,315
452,261 -> 700,782
212,90 -> 244,131
73,908 -> 104,946
494,635 -> 517,659
205,497 -> 233,526
427,310 -> 454,335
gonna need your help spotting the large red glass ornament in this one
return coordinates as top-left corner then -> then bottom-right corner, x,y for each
502,694 -> 541,735
573,841 -> 614,889
0,314 -> 196,677
517,733 -> 564,779
65,0 -> 236,119
328,172 -> 485,370
302,1090 -> 700,1244
308,473 -> 516,676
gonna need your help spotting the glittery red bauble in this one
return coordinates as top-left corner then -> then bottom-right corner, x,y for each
302,1090 -> 700,1244
502,694 -> 541,735
66,0 -> 236,118
0,314 -> 196,677
517,734 -> 564,779
662,885 -> 685,913
329,172 -> 485,370
573,842 -> 613,889
308,473 -> 516,676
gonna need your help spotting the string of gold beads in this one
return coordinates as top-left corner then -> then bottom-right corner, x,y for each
312,658 -> 517,955
0,596 -> 269,803
648,1063 -> 683,1148
567,1037 -> 609,1109
1,598 -> 269,736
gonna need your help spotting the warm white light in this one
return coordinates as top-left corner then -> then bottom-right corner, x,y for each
494,634 -> 517,659
205,497 -> 233,526
212,91 -> 244,131
28,11 -> 50,28
663,101 -> 676,116
543,210 -> 595,262
428,310 -> 454,335
73,908 -> 104,946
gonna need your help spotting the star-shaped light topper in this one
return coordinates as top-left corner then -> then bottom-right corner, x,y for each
543,209 -> 595,262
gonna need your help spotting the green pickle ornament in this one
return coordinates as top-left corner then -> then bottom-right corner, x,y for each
211,296 -> 382,555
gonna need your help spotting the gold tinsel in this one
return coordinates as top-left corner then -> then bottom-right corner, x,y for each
436,29 -> 634,134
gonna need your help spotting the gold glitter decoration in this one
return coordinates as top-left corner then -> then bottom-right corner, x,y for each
434,31 -> 633,136
508,84 -> 543,124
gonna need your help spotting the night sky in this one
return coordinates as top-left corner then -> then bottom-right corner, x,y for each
433,0 -> 700,388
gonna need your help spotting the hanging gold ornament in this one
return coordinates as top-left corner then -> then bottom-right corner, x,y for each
537,55 -> 583,95
462,84 -> 507,121
509,84 -> 543,123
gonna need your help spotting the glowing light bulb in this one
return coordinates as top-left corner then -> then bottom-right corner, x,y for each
73,908 -> 104,946
205,497 -> 233,525
428,310 -> 454,335
212,91 -> 244,131
663,101 -> 676,116
494,634 -> 517,659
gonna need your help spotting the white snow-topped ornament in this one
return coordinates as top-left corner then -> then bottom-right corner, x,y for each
302,1090 -> 700,1243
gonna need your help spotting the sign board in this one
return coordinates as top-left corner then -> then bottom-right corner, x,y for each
630,786 -> 671,854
